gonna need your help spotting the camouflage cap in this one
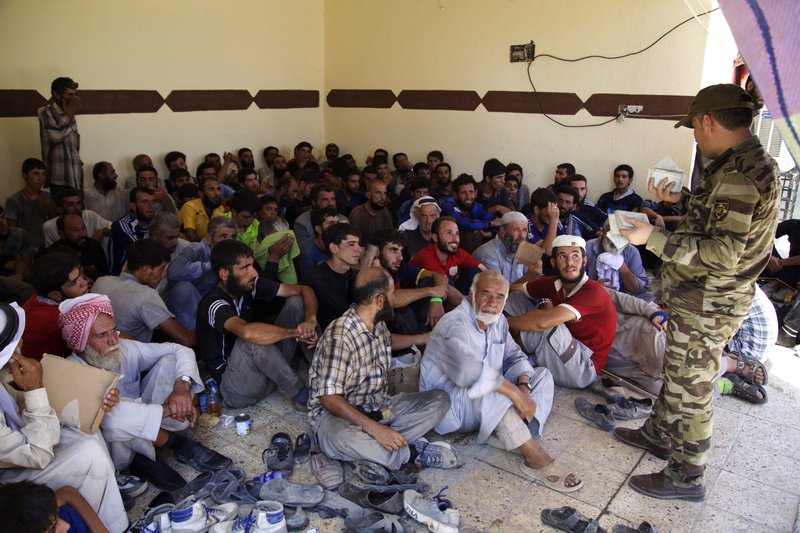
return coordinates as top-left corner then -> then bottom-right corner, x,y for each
674,83 -> 755,129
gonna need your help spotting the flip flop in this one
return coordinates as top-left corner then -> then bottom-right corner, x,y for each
541,506 -> 606,533
520,460 -> 584,493
258,478 -> 324,508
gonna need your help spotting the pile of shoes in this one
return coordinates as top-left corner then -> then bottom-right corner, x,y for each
574,378 -> 654,432
127,430 -> 479,532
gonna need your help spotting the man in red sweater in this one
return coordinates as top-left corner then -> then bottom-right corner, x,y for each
506,235 -> 616,388
22,251 -> 90,359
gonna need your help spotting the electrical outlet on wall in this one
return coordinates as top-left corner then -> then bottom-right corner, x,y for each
510,41 -> 535,63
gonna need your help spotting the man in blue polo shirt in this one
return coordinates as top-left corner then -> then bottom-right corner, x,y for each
596,164 -> 644,214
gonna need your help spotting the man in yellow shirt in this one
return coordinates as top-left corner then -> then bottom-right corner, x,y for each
178,177 -> 226,241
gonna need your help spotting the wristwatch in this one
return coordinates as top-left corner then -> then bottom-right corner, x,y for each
178,376 -> 192,386
518,380 -> 533,393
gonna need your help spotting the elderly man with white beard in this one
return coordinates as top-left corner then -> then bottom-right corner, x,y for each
59,294 -> 231,492
420,270 -> 583,493
0,302 -> 128,532
473,211 -> 541,284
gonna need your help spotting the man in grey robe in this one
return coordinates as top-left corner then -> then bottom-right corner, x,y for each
420,270 -> 583,493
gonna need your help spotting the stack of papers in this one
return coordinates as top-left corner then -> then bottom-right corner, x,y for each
607,210 -> 649,249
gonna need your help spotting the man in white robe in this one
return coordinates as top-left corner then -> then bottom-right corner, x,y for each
420,270 -> 583,493
0,302 -> 128,532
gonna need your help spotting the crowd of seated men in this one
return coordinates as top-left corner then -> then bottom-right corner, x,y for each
1,139 -> 781,531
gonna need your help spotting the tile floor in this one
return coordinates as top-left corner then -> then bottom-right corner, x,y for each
128,344 -> 800,532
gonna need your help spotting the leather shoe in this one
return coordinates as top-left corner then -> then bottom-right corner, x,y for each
130,452 -> 186,492
175,438 -> 232,472
613,427 -> 672,460
629,470 -> 705,502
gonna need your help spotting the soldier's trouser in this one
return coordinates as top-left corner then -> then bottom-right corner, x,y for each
641,306 -> 743,486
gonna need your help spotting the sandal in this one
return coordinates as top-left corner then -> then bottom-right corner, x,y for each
724,373 -> 768,404
541,506 -> 606,533
520,460 -> 583,493
350,460 -> 391,486
209,468 -> 247,504
729,352 -> 768,385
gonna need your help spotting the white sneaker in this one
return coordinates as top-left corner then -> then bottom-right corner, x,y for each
142,503 -> 175,533
210,500 -> 287,533
170,498 -> 238,532
404,489 -> 460,533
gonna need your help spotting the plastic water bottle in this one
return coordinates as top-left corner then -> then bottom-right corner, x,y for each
205,378 -> 221,416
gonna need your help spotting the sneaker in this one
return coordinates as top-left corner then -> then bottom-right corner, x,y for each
607,397 -> 654,421
411,438 -> 462,469
117,473 -> 149,497
141,503 -> 175,533
175,438 -> 233,473
170,497 -> 238,531
586,377 -> 626,402
130,453 -> 186,492
574,396 -> 616,431
309,452 -> 344,490
210,500 -> 287,533
403,488 -> 459,533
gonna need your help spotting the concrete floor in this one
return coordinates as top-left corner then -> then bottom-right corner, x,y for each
127,343 -> 800,532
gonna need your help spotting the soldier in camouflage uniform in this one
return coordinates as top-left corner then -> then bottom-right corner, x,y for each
615,84 -> 779,501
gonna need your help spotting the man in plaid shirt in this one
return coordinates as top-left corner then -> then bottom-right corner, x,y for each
308,267 -> 459,471
38,77 -> 83,194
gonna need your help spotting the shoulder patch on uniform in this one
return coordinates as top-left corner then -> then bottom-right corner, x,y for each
713,198 -> 729,220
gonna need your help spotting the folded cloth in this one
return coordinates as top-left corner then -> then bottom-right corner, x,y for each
253,229 -> 301,284
597,252 -> 624,290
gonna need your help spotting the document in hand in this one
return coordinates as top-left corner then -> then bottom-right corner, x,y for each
41,354 -> 120,434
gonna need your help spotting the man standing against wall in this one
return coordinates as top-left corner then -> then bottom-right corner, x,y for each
617,84 -> 779,501
38,77 -> 82,194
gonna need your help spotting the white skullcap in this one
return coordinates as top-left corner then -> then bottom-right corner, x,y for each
551,235 -> 586,251
499,211 -> 528,225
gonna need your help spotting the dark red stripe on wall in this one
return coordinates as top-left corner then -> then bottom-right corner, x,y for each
165,90 -> 254,112
326,90 -> 396,108
482,91 -> 584,115
254,90 -> 319,109
0,90 -> 48,117
79,90 -> 164,114
583,94 -> 695,120
396,90 -> 481,111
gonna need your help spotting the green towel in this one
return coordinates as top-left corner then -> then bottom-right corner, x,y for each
253,229 -> 301,284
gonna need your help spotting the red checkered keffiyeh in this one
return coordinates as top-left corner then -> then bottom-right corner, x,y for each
58,294 -> 115,353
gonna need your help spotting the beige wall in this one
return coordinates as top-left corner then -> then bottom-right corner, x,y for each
323,0 -> 719,201
0,0 -> 325,200
0,0 -> 730,204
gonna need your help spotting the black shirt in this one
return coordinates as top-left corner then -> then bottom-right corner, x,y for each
196,277 -> 280,373
45,239 -> 109,280
305,262 -> 356,332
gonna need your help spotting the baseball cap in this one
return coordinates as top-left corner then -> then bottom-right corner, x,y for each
674,83 -> 755,129
551,234 -> 586,251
